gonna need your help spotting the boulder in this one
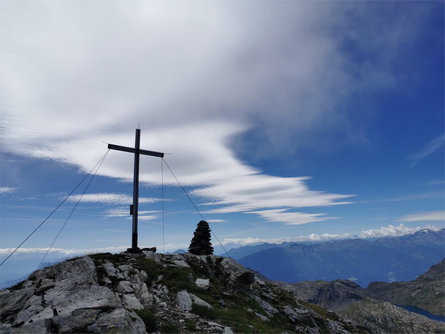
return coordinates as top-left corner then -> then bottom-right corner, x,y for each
195,278 -> 210,289
176,290 -> 192,311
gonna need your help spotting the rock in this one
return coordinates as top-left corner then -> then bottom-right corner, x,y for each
122,294 -> 144,310
118,281 -> 134,294
190,293 -> 213,309
252,295 -> 279,315
0,287 -> 35,323
143,251 -> 161,263
341,300 -> 445,334
102,261 -> 120,278
0,251 -> 395,333
255,312 -> 269,321
366,258 -> 445,316
224,326 -> 234,334
283,305 -> 299,323
44,281 -> 121,316
136,283 -> 153,306
17,318 -> 49,334
87,308 -> 146,333
54,308 -> 101,333
220,257 -> 252,284
176,290 -> 192,311
195,278 -> 210,289
285,279 -> 366,312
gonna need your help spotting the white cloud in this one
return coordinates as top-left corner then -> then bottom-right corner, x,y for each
247,209 -> 333,226
409,134 -> 445,166
105,208 -> 159,218
1,224 -> 441,257
68,193 -> 162,205
398,211 -> 445,223
222,232 -> 353,246
0,243 -> 187,257
0,246 -> 128,256
0,2 -> 428,224
136,215 -> 158,221
207,219 -> 226,223
0,187 -> 16,194
360,223 -> 441,238
222,224 -> 443,246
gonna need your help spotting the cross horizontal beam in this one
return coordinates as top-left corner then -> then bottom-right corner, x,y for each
108,143 -> 164,158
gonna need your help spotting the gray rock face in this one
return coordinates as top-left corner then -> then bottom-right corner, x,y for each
284,279 -> 367,311
366,258 -> 445,316
195,278 -> 210,289
176,290 -> 192,311
252,295 -> 279,315
5,250 -> 429,334
190,293 -> 213,309
340,300 -> 445,334
280,260 -> 445,334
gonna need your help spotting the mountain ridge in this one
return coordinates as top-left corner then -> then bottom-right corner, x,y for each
278,258 -> 445,333
235,228 -> 445,286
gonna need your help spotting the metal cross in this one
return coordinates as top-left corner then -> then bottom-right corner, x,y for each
108,129 -> 164,252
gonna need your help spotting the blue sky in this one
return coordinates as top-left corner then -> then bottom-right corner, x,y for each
0,1 -> 444,281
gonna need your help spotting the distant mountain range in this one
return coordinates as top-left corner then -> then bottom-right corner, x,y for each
230,228 -> 445,287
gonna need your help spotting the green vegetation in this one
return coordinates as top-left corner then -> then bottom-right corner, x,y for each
87,252 -> 361,333
161,322 -> 180,333
185,319 -> 196,331
234,271 -> 255,288
135,308 -> 157,332
90,252 -> 127,264
191,303 -> 217,320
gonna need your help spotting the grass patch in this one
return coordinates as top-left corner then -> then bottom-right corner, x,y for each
234,272 -> 255,288
133,257 -> 161,283
185,319 -> 196,331
274,288 -> 298,308
160,266 -> 195,293
135,308 -> 157,332
300,301 -> 329,319
161,322 -> 180,333
191,303 -> 217,320
90,252 -> 127,265
188,291 -> 294,334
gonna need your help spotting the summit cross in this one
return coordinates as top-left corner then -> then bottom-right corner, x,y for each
108,129 -> 164,252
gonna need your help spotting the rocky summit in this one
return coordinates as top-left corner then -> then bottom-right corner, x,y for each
1,251 -> 365,333
1,252 -> 444,334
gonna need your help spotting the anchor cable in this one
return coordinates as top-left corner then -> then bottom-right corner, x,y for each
161,158 -> 165,254
0,149 -> 110,267
39,149 -> 110,267
162,158 -> 232,259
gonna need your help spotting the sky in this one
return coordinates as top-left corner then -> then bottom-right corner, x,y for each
0,1 -> 444,282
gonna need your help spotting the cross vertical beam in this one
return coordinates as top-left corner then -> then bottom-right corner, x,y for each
132,129 -> 140,250
108,129 -> 164,252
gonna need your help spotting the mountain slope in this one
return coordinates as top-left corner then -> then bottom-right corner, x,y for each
366,258 -> 445,316
280,259 -> 445,333
0,251 -> 365,334
237,229 -> 445,286
340,300 -> 444,334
